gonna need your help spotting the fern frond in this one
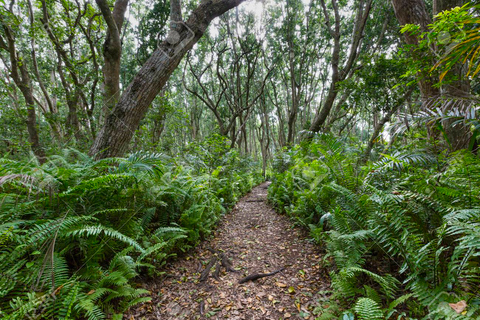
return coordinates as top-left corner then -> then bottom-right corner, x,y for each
354,297 -> 384,320
65,225 -> 144,253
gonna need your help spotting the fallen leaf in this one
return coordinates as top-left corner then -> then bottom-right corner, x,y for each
284,312 -> 292,318
260,306 -> 266,314
276,282 -> 287,288
449,300 -> 467,314
288,286 -> 295,294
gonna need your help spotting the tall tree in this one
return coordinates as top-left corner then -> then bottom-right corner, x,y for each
309,0 -> 374,133
89,0 -> 247,158
95,0 -> 129,125
392,0 -> 472,150
391,0 -> 438,98
0,21 -> 46,163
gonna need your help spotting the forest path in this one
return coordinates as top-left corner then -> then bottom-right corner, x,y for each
126,182 -> 329,320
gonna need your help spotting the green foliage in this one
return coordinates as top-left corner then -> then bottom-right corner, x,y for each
401,4 -> 480,83
428,5 -> 480,81
354,298 -> 384,320
0,147 -> 262,318
269,135 -> 480,318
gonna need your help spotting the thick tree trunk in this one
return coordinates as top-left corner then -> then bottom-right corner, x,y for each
392,0 -> 471,151
433,0 -> 466,14
434,0 -> 471,150
391,0 -> 439,99
90,0 -> 246,158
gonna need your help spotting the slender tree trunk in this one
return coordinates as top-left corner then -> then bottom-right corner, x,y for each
25,91 -> 46,163
66,93 -> 82,141
309,0 -> 372,133
27,0 -> 63,145
96,0 -> 129,125
435,0 -> 471,151
286,44 -> 300,145
361,88 -> 413,164
276,105 -> 287,148
1,26 -> 46,163
57,60 -> 83,141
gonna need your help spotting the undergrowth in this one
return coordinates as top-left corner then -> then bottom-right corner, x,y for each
269,134 -> 480,319
0,135 -> 262,319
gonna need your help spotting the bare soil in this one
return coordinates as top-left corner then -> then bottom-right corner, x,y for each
126,182 -> 330,320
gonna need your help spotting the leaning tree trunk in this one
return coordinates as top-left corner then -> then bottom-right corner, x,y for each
360,88 -> 413,164
89,0 -> 246,159
309,0 -> 372,133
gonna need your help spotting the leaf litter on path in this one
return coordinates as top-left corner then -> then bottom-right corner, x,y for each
125,182 -> 330,319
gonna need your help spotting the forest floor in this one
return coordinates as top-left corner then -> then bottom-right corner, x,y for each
125,182 -> 331,320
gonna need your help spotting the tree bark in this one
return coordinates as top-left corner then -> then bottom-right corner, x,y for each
1,26 -> 46,164
27,0 -> 63,144
309,0 -> 373,133
57,58 -> 83,141
434,0 -> 471,151
392,0 -> 471,151
286,45 -> 301,145
96,0 -> 129,125
391,0 -> 439,99
90,0 -> 247,158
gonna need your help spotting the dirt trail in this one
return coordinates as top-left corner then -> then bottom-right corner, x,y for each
126,182 -> 330,320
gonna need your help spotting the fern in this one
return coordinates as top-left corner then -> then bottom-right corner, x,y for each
65,225 -> 144,253
354,297 -> 384,320
0,148 -> 262,318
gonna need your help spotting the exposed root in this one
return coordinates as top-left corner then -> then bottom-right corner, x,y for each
199,248 -> 237,282
213,262 -> 221,280
238,267 -> 285,284
220,252 -> 237,273
199,256 -> 218,282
